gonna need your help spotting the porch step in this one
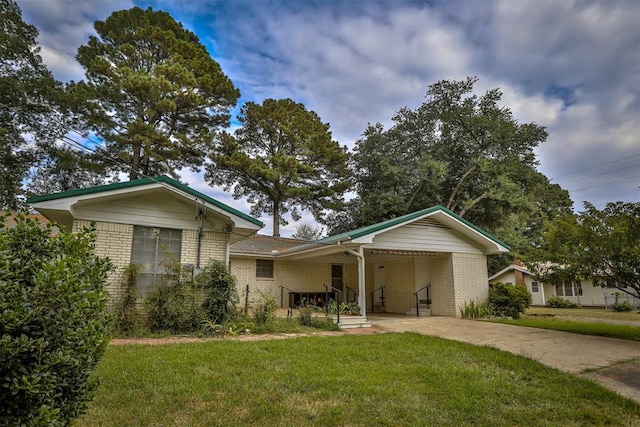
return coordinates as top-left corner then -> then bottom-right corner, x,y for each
405,307 -> 432,317
332,315 -> 372,329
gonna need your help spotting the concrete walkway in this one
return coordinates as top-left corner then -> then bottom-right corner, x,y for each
367,314 -> 640,403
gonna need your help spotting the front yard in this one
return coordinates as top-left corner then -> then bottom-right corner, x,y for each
78,333 -> 640,426
492,306 -> 640,341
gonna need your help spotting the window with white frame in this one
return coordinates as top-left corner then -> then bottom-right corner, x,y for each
130,226 -> 182,295
256,259 -> 274,279
531,281 -> 539,293
554,281 -> 582,297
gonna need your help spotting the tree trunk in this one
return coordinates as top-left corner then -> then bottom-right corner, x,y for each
130,144 -> 141,180
272,201 -> 280,237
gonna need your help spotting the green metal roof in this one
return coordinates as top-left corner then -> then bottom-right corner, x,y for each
320,205 -> 510,250
26,175 -> 264,228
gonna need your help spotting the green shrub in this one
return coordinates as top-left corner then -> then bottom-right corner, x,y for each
253,292 -> 277,325
298,306 -> 314,326
612,301 -> 633,312
460,300 -> 493,319
489,282 -> 532,319
144,263 -> 206,333
113,264 -> 142,334
547,295 -> 578,308
197,260 -> 238,323
0,214 -> 111,425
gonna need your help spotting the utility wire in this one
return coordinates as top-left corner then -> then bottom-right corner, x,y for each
568,175 -> 640,192
561,163 -> 639,186
550,153 -> 640,181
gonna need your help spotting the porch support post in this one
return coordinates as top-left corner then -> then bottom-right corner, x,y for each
357,247 -> 366,320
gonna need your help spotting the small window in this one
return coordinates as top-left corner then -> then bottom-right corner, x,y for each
575,281 -> 583,296
563,281 -> 573,297
531,281 -> 539,293
256,259 -> 274,278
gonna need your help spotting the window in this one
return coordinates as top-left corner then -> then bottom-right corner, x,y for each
555,282 -> 563,296
575,281 -> 583,296
256,259 -> 274,278
563,281 -> 574,297
331,264 -> 344,292
531,281 -> 539,293
131,226 -> 182,294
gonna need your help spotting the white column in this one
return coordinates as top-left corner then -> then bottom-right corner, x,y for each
358,246 -> 366,320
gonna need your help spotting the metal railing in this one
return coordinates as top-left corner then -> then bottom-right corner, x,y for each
369,285 -> 386,313
279,285 -> 295,308
324,284 -> 343,323
345,285 -> 358,303
413,284 -> 431,317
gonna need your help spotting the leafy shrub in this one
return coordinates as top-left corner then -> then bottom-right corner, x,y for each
612,301 -> 633,312
489,282 -> 532,319
113,264 -> 142,333
460,300 -> 493,319
0,214 -> 111,425
197,260 -> 238,323
253,292 -> 277,325
145,263 -> 206,333
298,306 -> 314,326
547,295 -> 578,308
328,301 -> 361,315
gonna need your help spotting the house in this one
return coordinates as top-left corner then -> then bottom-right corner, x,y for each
488,264 -> 621,307
27,176 -> 510,318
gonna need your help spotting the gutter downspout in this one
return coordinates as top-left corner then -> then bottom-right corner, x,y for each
338,241 -> 367,320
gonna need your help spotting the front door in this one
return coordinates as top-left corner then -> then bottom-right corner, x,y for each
331,264 -> 344,292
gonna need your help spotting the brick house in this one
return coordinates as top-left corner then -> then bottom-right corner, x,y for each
28,176 -> 509,318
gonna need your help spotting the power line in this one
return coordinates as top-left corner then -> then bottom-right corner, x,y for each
569,174 -> 640,192
550,153 -> 640,181
561,163 -> 640,186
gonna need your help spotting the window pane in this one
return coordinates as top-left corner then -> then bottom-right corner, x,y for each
555,283 -> 563,296
131,226 -> 182,294
564,282 -> 573,297
531,281 -> 539,293
256,259 -> 273,278
575,281 -> 583,296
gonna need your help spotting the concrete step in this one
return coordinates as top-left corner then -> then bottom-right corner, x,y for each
405,307 -> 432,317
332,315 -> 372,329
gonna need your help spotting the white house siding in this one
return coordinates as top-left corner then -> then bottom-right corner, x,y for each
452,253 -> 489,317
489,270 -> 544,305
545,279 -> 608,306
73,219 -> 133,303
430,253 -> 456,316
371,218 -> 484,254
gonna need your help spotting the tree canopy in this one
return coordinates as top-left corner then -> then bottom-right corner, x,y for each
528,201 -> 640,299
326,77 -> 560,238
73,6 -> 240,180
0,0 -> 66,209
206,98 -> 351,236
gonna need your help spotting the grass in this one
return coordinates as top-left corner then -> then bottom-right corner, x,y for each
78,334 -> 640,426
526,306 -> 640,321
490,306 -> 640,341
492,317 -> 640,341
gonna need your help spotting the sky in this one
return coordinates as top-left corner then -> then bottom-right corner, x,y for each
16,0 -> 640,237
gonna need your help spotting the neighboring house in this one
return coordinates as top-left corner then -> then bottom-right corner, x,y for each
28,176 -> 510,318
489,264 -> 619,307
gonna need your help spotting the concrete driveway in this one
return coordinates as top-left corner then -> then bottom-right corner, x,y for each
367,314 -> 640,403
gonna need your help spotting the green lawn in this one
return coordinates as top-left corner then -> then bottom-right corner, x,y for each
490,307 -> 640,341
78,334 -> 640,426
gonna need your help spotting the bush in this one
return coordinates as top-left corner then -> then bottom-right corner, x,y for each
253,292 -> 277,326
112,264 -> 142,333
144,262 -> 206,333
489,282 -> 532,319
460,300 -> 493,319
0,214 -> 111,425
197,260 -> 238,323
547,295 -> 579,308
612,301 -> 634,312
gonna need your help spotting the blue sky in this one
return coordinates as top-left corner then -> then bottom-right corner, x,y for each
16,0 -> 640,236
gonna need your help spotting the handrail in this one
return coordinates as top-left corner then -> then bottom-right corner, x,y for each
345,285 -> 358,303
324,284 -> 343,323
369,285 -> 385,313
279,285 -> 295,308
413,284 -> 431,317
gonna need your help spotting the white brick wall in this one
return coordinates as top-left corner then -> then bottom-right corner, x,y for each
452,252 -> 489,317
430,253 -> 456,316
